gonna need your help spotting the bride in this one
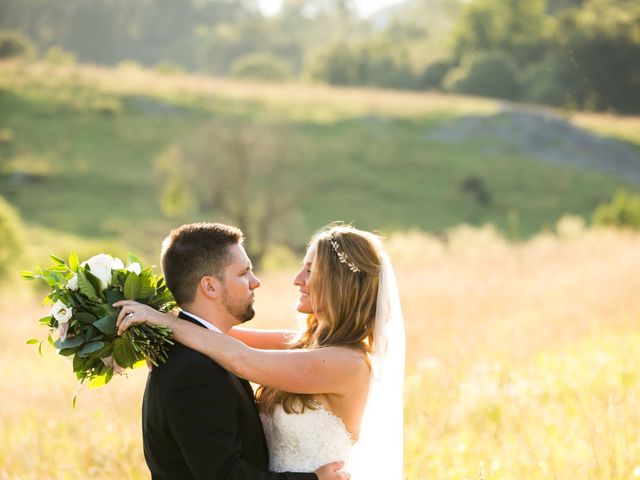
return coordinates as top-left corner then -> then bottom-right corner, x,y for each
116,224 -> 405,479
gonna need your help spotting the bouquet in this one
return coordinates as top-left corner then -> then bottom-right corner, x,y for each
22,252 -> 176,390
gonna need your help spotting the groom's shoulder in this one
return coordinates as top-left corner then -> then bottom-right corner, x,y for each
160,342 -> 227,378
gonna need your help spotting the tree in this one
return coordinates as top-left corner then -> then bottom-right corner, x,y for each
230,52 -> 292,82
554,0 -> 640,112
155,122 -> 308,268
452,0 -> 549,64
444,51 -> 521,100
593,189 -> 640,230
0,30 -> 35,59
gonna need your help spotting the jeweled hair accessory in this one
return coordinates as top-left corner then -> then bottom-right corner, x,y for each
329,237 -> 361,273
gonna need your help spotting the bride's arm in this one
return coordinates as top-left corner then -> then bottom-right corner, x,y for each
168,319 -> 367,395
115,301 -> 368,395
227,327 -> 297,350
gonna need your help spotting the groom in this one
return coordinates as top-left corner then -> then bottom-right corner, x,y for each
139,222 -> 346,479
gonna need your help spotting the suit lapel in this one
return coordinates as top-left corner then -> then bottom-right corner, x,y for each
177,311 -> 258,406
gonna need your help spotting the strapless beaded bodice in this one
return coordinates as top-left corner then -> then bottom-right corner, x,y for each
259,403 -> 353,473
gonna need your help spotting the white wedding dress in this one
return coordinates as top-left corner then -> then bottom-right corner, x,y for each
260,249 -> 405,479
259,402 -> 353,473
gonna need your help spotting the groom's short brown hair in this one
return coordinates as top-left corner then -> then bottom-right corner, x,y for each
161,222 -> 243,306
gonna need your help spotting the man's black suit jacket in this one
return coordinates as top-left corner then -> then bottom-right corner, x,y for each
142,312 -> 317,480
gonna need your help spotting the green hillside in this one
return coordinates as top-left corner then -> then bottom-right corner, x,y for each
1,61 -> 638,264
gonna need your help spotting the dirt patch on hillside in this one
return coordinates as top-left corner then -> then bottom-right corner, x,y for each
427,109 -> 640,183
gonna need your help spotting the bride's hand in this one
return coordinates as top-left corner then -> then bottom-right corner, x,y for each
113,300 -> 176,335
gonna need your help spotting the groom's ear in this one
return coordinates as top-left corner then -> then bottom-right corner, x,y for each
199,276 -> 221,300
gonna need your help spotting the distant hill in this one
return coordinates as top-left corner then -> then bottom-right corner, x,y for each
0,61 -> 637,263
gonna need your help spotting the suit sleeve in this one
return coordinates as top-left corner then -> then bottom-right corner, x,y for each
166,358 -> 317,480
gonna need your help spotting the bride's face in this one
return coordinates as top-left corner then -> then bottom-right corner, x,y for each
293,246 -> 315,314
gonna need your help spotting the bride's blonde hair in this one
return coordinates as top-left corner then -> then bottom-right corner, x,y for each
256,224 -> 382,414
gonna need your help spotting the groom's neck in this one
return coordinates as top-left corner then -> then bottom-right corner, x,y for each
180,302 -> 234,333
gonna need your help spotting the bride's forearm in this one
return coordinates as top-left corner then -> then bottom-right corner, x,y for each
228,327 -> 297,350
170,319 -> 368,395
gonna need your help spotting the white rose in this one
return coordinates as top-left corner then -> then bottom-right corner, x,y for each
127,262 -> 142,275
86,253 -> 115,289
51,299 -> 73,323
67,273 -> 78,291
112,257 -> 125,270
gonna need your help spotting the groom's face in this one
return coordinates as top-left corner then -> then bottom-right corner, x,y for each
220,243 -> 261,323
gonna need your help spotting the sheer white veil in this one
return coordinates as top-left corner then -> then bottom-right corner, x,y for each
347,250 -> 405,479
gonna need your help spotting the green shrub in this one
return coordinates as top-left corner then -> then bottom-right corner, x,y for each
117,59 -> 144,71
305,41 -> 358,85
444,51 -> 521,100
592,189 -> 640,230
155,61 -> 184,75
230,53 -> 292,82
522,53 -> 583,107
421,59 -> 454,90
0,196 -> 23,280
305,38 -> 417,89
0,30 -> 35,60
44,46 -> 77,66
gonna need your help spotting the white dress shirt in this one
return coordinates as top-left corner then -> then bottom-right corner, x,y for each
180,310 -> 222,334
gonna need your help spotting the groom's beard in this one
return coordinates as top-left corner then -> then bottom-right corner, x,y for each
221,288 -> 255,323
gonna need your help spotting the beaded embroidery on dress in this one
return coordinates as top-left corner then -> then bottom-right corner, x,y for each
259,402 -> 353,473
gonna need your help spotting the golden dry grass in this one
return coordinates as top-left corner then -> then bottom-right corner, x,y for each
6,60 -> 639,141
0,60 -> 506,120
2,220 -> 640,479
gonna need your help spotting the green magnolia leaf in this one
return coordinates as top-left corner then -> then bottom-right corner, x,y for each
78,341 -> 105,357
49,254 -> 66,266
47,334 -> 55,347
48,265 -> 69,273
138,274 -> 156,299
123,273 -> 141,300
20,271 -> 36,280
48,271 -> 65,283
77,270 -> 99,300
55,336 -> 85,350
68,252 -> 79,272
93,315 -> 117,335
105,289 -> 125,306
84,270 -> 105,299
85,331 -> 104,343
74,312 -> 96,324
112,336 -> 138,368
88,369 -> 112,388
132,358 -> 147,369
26,338 -> 39,345
59,347 -> 79,356
73,352 -> 86,372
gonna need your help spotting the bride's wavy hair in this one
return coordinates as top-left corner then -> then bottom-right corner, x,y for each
256,224 -> 382,414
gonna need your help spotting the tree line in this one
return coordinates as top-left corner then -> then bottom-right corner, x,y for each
1,0 -> 639,112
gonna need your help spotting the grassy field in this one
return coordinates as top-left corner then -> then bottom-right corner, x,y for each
1,59 -> 640,479
2,222 -> 639,479
1,60 -> 638,266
